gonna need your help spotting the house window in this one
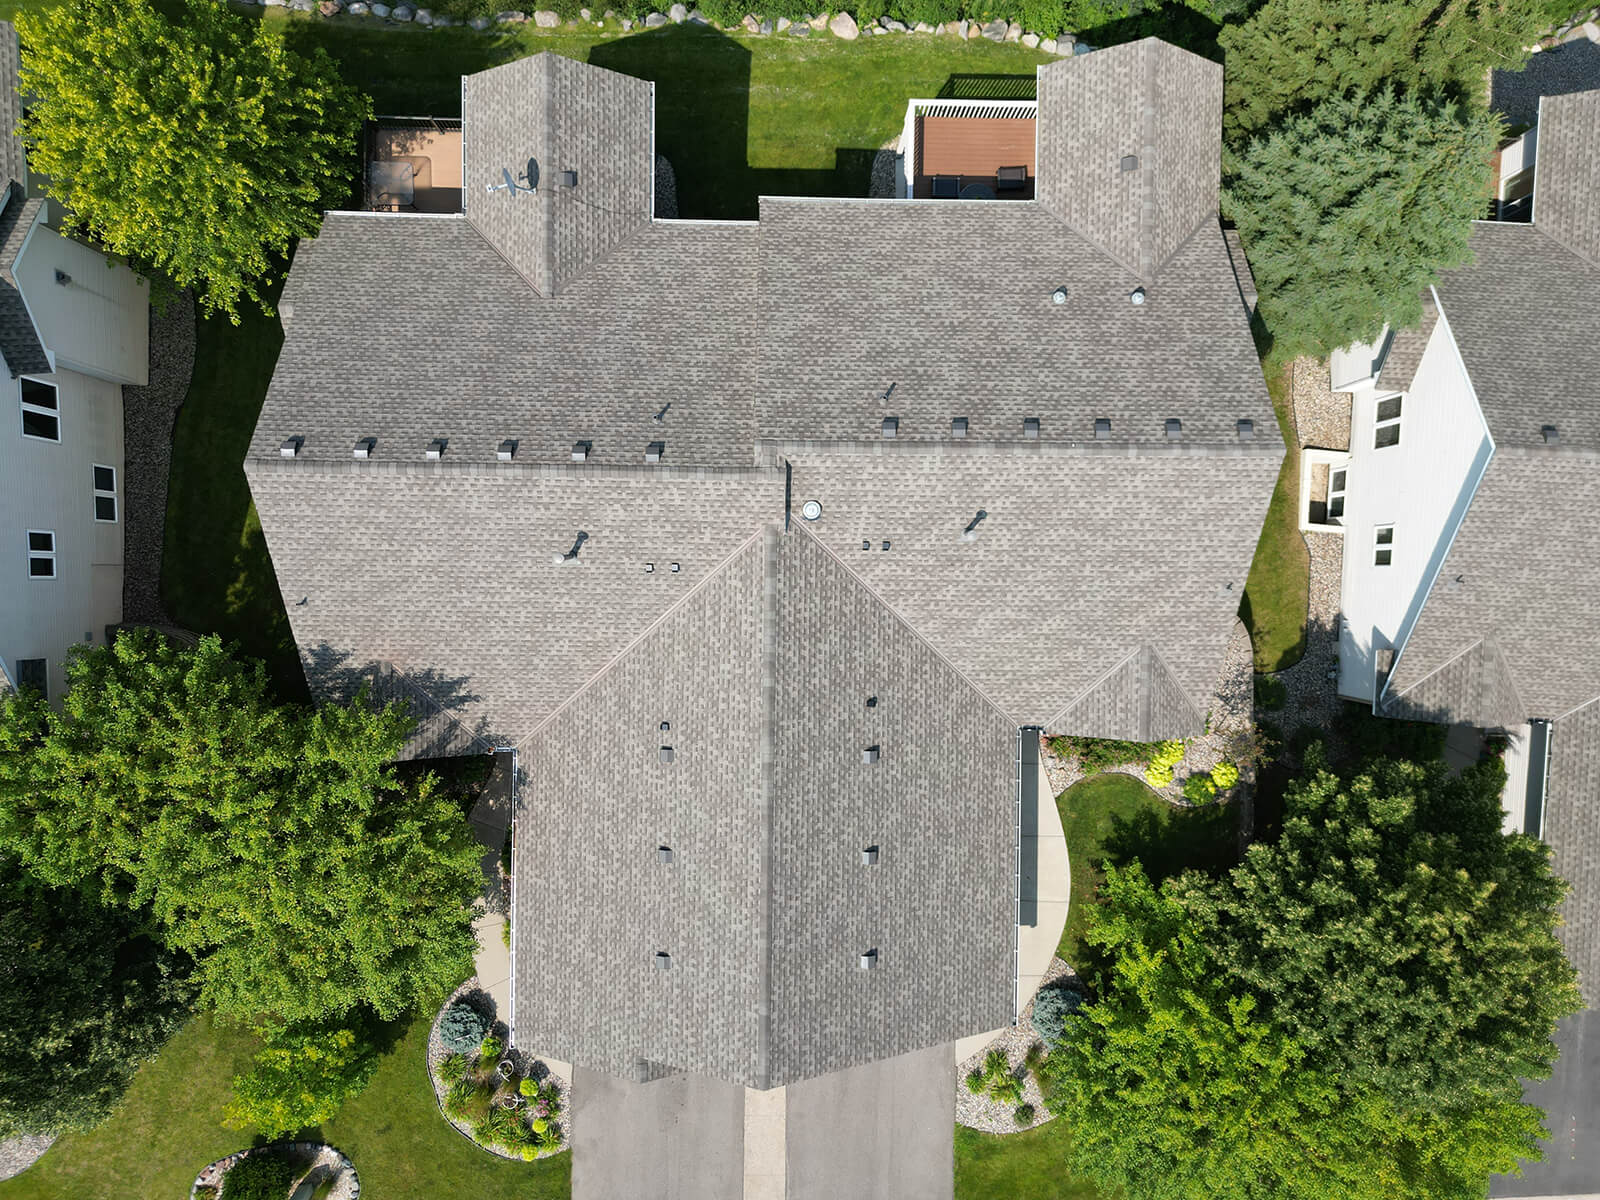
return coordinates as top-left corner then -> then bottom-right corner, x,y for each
1374,525 -> 1394,567
20,378 -> 59,442
1374,395 -> 1402,449
1328,468 -> 1347,522
15,658 -> 46,700
26,530 -> 55,578
92,465 -> 117,523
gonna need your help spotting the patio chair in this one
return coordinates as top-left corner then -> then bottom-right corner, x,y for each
996,165 -> 1028,191
931,175 -> 959,199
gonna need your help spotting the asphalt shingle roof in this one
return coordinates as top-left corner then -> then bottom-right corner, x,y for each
0,22 -> 24,190
1534,89 -> 1600,267
1546,699 -> 1600,1003
0,181 -> 47,378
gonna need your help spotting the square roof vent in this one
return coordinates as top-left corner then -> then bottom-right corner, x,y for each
861,845 -> 880,865
657,845 -> 674,865
859,949 -> 879,969
497,438 -> 517,461
426,438 -> 447,460
352,437 -> 375,459
1093,418 -> 1111,440
951,417 -> 968,439
659,745 -> 675,764
1165,419 -> 1182,441
559,169 -> 578,188
1236,419 -> 1255,441
279,437 -> 302,458
571,441 -> 589,461
862,745 -> 881,764
1542,425 -> 1560,445
881,416 -> 898,439
1120,154 -> 1139,172
645,440 -> 664,463
654,951 -> 672,970
1023,417 -> 1040,440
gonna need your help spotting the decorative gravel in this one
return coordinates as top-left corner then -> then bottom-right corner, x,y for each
0,1135 -> 54,1182
1290,354 -> 1349,453
955,958 -> 1074,1133
654,154 -> 678,220
191,1141 -> 358,1200
121,290 -> 198,625
868,137 -> 899,198
1492,26 -> 1600,128
426,977 -> 570,1158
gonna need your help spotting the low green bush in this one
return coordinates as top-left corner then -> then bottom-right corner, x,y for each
1182,773 -> 1218,804
221,1152 -> 295,1200
1143,739 -> 1185,788
1211,761 -> 1240,790
1030,983 -> 1084,1041
1253,673 -> 1288,711
1051,735 -> 1160,774
1013,1102 -> 1036,1125
438,1001 -> 492,1055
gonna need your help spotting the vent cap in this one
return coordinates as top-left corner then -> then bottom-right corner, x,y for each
571,441 -> 589,462
951,417 -> 968,438
1023,417 -> 1040,440
353,437 -> 375,459
1094,418 -> 1111,440
659,745 -> 675,764
881,416 -> 898,439
1542,425 -> 1560,445
862,745 -> 881,764
1165,419 -> 1182,441
497,438 -> 517,461
1236,419 -> 1255,441
859,949 -> 879,969
279,436 -> 302,458
657,845 -> 674,865
861,845 -> 880,865
801,499 -> 823,521
645,440 -> 664,463
654,951 -> 672,970
426,438 -> 447,460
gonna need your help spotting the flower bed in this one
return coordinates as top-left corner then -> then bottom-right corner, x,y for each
190,1141 -> 358,1200
426,982 -> 569,1161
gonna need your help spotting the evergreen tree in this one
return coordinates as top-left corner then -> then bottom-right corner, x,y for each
1223,87 -> 1497,360
18,0 -> 369,321
0,632 -> 482,1029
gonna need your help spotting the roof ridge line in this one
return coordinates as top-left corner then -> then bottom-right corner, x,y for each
1478,635 -> 1529,727
513,524 -> 771,750
1555,692 -> 1600,723
1041,644 -> 1141,733
382,662 -> 498,755
787,522 -> 1016,727
1145,641 -> 1207,732
754,524 -> 780,1089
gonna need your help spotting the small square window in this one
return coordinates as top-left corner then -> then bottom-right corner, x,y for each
26,530 -> 55,579
20,377 -> 59,442
92,464 -> 117,523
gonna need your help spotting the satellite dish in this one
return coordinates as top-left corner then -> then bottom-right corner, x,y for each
525,157 -> 539,190
502,167 -> 516,192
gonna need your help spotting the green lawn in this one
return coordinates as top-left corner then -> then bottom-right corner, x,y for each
0,1015 -> 568,1200
1238,358 -> 1310,673
1055,772 -> 1238,967
955,1118 -> 1105,1200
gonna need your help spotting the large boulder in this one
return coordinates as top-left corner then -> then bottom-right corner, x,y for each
370,2 -> 391,14
644,10 -> 668,23
742,13 -> 759,30
1073,39 -> 1093,53
789,21 -> 810,33
1021,31 -> 1038,46
1004,19 -> 1021,39
880,16 -> 907,30
980,17 -> 1006,39
829,10 -> 858,37
468,13 -> 490,25
391,4 -> 414,19
775,14 -> 790,28
668,2 -> 687,20
759,16 -> 772,31
494,8 -> 527,19
913,20 -> 932,32
534,8 -> 559,22
318,0 -> 341,14
1040,36 -> 1056,52
686,8 -> 709,21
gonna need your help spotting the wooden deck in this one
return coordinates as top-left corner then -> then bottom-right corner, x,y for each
367,124 -> 463,214
914,114 -> 1035,200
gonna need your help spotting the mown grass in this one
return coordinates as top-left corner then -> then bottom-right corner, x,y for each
955,1118 -> 1106,1200
0,1015 -> 568,1200
1238,355 -> 1310,673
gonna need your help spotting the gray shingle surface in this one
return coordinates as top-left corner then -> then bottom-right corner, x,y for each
462,53 -> 652,296
755,202 -> 1270,446
515,526 -> 1013,1088
1374,293 -> 1437,395
1035,37 -> 1221,281
263,213 -> 758,468
785,446 -> 1278,730
0,22 -> 24,190
1533,89 -> 1600,267
1546,699 -> 1600,1002
1436,222 -> 1600,449
1385,451 -> 1600,724
0,181 -> 46,378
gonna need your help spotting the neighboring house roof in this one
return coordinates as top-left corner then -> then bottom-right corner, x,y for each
1533,89 -> 1600,267
0,181 -> 48,378
1034,38 -> 1221,282
1373,293 -> 1436,395
461,53 -> 653,296
0,21 -> 24,190
250,40 -> 1277,1089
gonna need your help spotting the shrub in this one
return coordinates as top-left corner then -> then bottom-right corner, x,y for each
195,1189 -> 219,1200
1051,736 -> 1159,774
1253,673 -> 1287,711
1014,1102 -> 1036,1125
1182,773 -> 1219,804
1031,983 -> 1085,1041
1144,764 -> 1174,788
1211,761 -> 1241,790
478,1035 -> 503,1072
520,1146 -> 538,1162
438,1001 -> 492,1055
437,1053 -> 470,1085
223,1020 -> 380,1138
221,1152 -> 295,1200
519,1077 -> 538,1097
965,1068 -> 986,1094
1143,740 -> 1185,788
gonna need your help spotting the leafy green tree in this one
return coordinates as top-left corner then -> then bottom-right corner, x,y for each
0,864 -> 195,1137
1179,746 -> 1581,1112
1046,864 -> 1551,1200
0,632 -> 482,1029
17,0 -> 369,321
1223,87 -> 1497,360
224,1018 -> 380,1137
1218,0 -> 1543,142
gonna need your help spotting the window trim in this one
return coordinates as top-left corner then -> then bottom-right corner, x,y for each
1373,392 -> 1402,450
19,376 -> 60,443
1374,524 -> 1394,568
26,530 -> 56,579
92,463 -> 118,523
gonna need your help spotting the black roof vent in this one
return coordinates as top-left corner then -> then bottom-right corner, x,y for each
657,845 -> 674,865
645,440 -> 664,463
1542,425 -> 1560,445
881,416 -> 898,439
654,951 -> 672,970
1236,419 -> 1255,441
1120,154 -> 1139,172
951,417 -> 968,438
866,695 -> 878,708
279,436 -> 303,458
1023,417 -> 1040,440
571,441 -> 590,461
497,438 -> 517,461
1165,419 -> 1182,441
559,169 -> 578,188
1094,418 -> 1111,440
353,437 -> 375,459
859,949 -> 879,969
426,437 -> 447,460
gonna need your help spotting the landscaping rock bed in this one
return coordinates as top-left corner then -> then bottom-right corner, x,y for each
121,290 -> 197,625
427,977 -> 569,1159
868,135 -> 898,198
654,153 -> 677,219
190,1141 -> 358,1200
1493,27 -> 1600,127
1267,531 -> 1344,734
0,1135 -> 54,1183
1290,353 -> 1349,453
955,957 -> 1074,1134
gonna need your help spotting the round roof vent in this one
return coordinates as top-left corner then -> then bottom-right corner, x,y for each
1130,287 -> 1147,306
801,500 -> 823,521
1051,286 -> 1068,305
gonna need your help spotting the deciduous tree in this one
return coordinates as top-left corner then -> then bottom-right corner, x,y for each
0,632 -> 482,1030
18,0 -> 369,321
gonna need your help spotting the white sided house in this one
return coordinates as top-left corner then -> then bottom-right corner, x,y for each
0,21 -> 149,701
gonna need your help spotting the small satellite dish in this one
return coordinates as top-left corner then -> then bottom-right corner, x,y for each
501,167 -> 516,192
801,500 -> 823,521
